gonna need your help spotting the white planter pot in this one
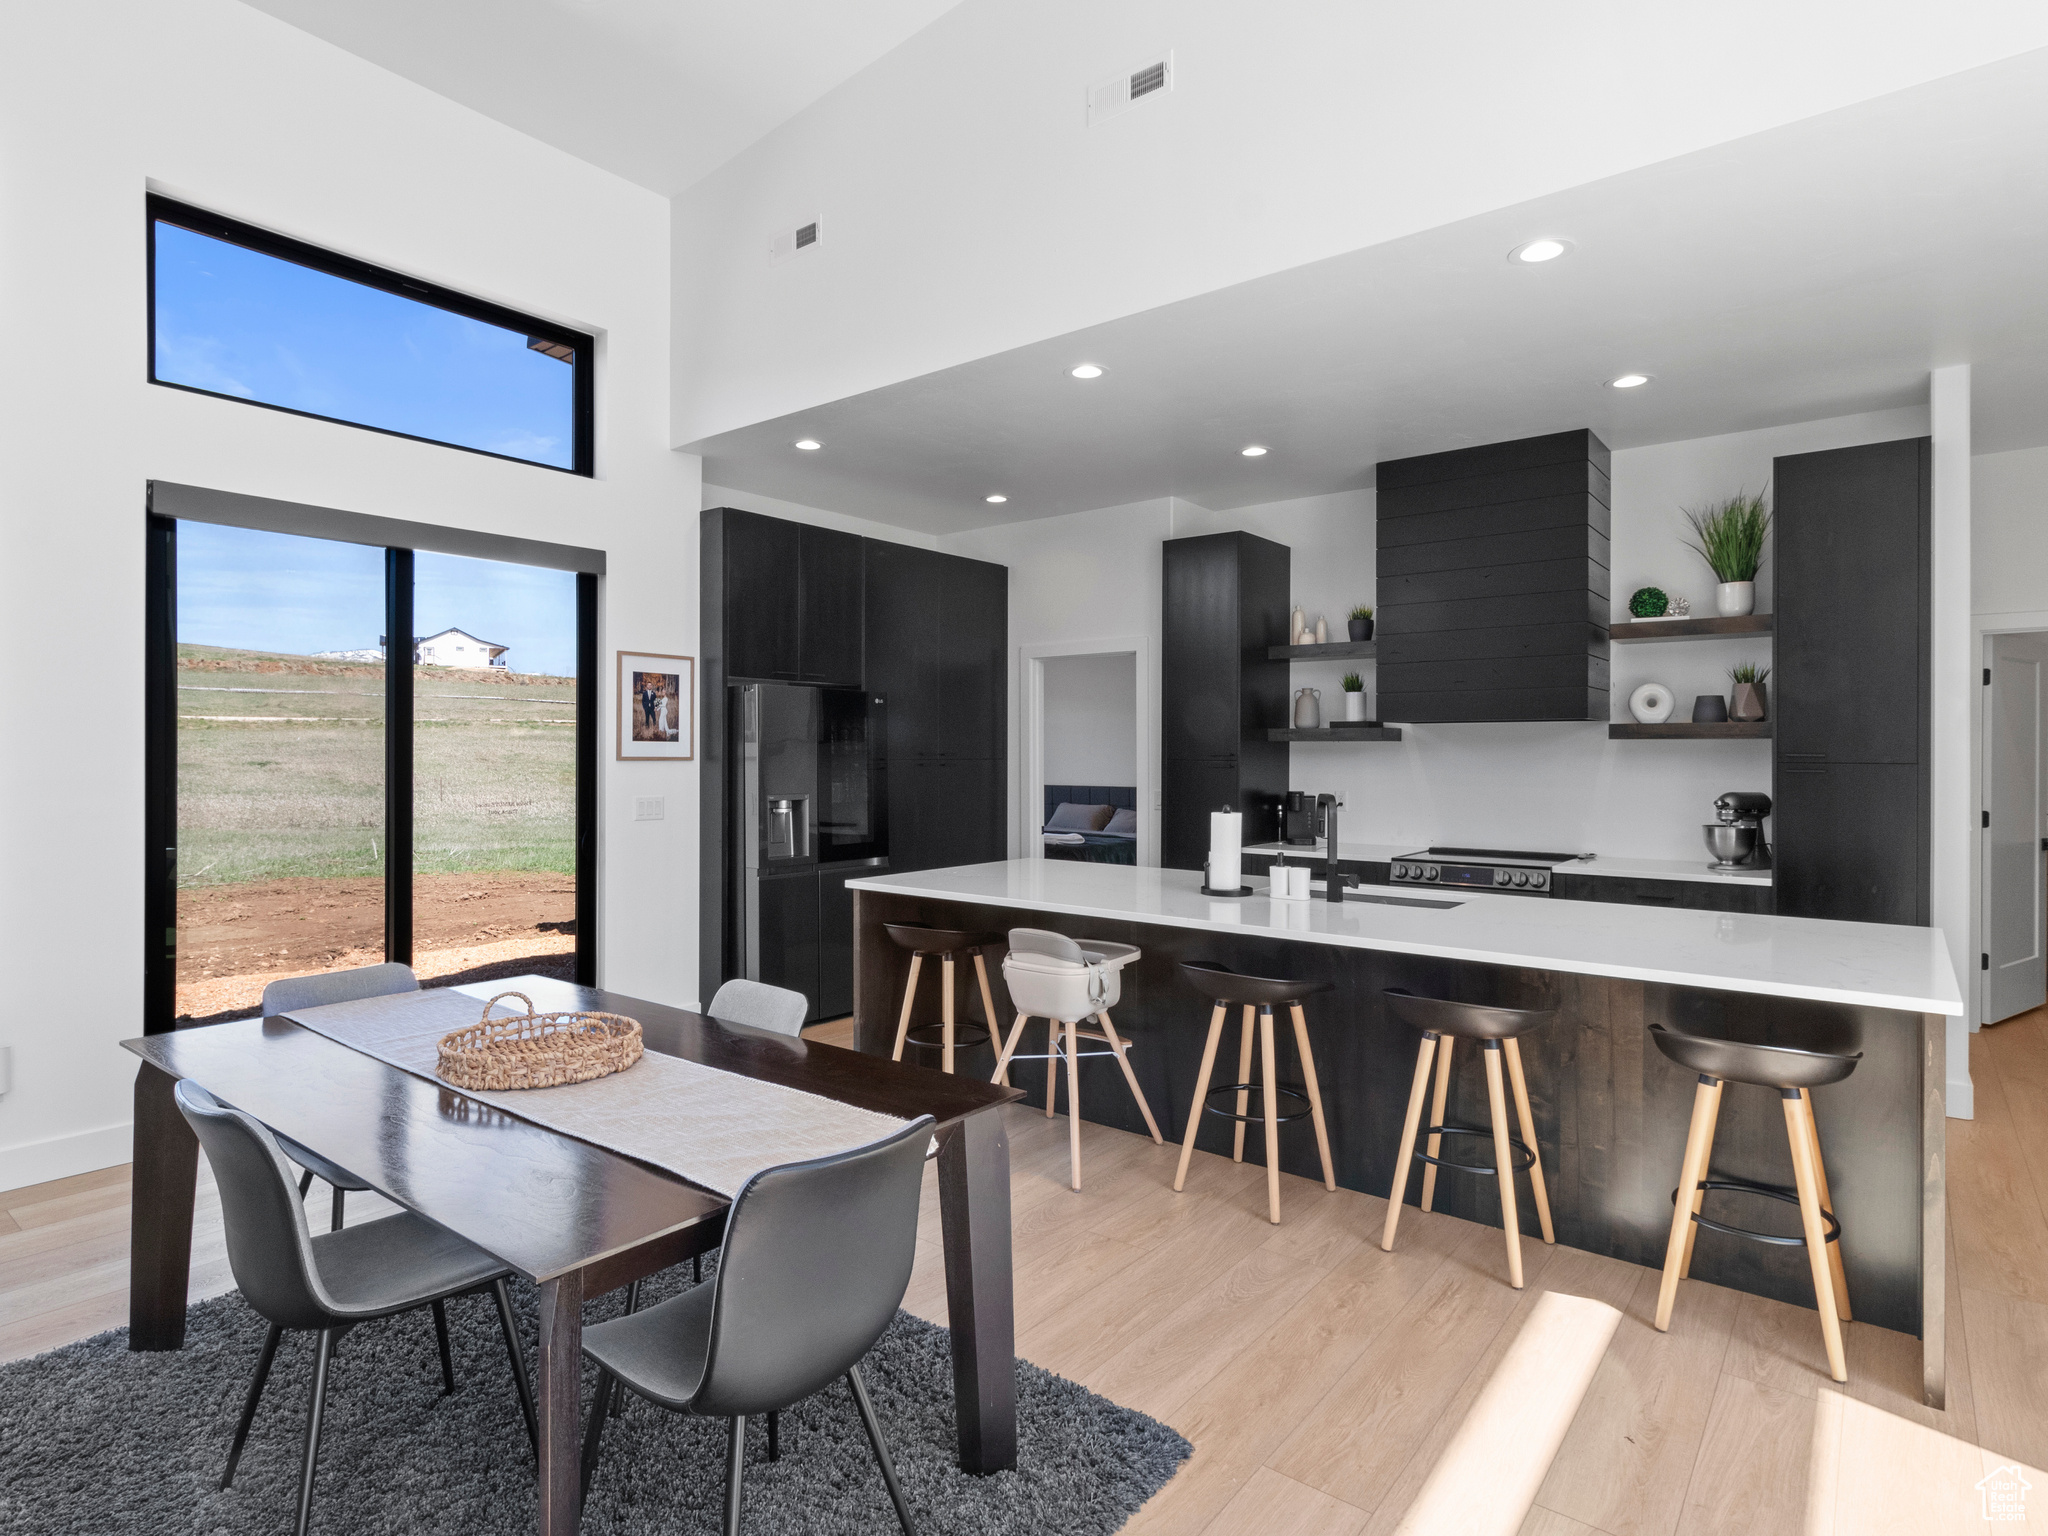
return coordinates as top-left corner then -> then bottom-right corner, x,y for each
1715,580 -> 1756,617
1343,691 -> 1368,721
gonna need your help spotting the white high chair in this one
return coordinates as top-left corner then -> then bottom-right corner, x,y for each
995,928 -> 1163,1190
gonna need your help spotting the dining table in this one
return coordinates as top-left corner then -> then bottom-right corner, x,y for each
122,974 -> 1024,1535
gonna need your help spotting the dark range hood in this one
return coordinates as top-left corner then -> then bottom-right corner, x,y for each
1375,430 -> 1611,723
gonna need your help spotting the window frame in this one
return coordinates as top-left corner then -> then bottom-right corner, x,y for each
146,194 -> 596,477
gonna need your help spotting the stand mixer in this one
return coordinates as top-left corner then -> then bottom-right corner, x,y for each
1704,791 -> 1773,871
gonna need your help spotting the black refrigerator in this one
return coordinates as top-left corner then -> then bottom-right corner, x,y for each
729,682 -> 887,1022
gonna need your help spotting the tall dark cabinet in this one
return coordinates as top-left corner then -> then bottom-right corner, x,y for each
1771,438 -> 1931,924
701,510 -> 1007,1010
1161,531 -> 1291,865
1376,430 -> 1611,722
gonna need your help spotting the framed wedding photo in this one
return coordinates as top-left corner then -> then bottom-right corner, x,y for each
617,652 -> 694,760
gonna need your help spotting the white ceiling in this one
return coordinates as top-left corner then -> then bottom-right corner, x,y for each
686,48 -> 2048,535
237,0 -> 964,195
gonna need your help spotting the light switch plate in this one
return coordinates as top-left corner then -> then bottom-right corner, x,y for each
634,797 -> 665,822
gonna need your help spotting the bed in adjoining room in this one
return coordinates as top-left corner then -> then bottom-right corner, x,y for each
1041,784 -> 1138,864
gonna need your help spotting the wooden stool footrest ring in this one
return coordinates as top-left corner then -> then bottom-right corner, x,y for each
1413,1122 -> 1536,1175
436,991 -> 643,1091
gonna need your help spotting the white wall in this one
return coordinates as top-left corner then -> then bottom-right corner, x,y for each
0,0 -> 698,1191
670,0 -> 2048,443
1042,653 -> 1137,784
946,408 -> 1933,865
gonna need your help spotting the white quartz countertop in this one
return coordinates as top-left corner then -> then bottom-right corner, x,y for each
1244,841 -> 1770,887
848,860 -> 1961,1015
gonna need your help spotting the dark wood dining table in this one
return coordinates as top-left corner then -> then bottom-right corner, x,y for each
122,975 -> 1024,1535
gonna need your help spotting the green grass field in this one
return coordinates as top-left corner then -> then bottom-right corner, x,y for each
176,644 -> 577,887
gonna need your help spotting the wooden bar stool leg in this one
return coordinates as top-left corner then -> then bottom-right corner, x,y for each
1259,1005 -> 1282,1224
1483,1043 -> 1523,1288
1502,1038 -> 1554,1245
1679,1078 -> 1724,1279
991,1013 -> 1030,1086
1064,1017 -> 1084,1191
1420,1036 -> 1455,1212
1383,1033 -> 1438,1252
1784,1090 -> 1848,1382
1176,1004 -> 1229,1192
1046,1016 -> 1059,1117
1096,1009 -> 1163,1144
1655,1075 -> 1722,1331
890,954 -> 923,1062
1232,1005 -> 1256,1163
972,951 -> 1000,1052
1288,1003 -> 1337,1192
941,953 -> 958,1075
1801,1088 -> 1853,1322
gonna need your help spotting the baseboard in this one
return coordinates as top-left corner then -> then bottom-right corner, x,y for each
1948,1075 -> 1975,1121
0,1121 -> 133,1195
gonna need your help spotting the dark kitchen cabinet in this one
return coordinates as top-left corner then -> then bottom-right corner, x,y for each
1549,873 -> 1774,914
798,526 -> 864,685
817,863 -> 874,1020
939,557 -> 1007,759
1161,532 -> 1291,865
1772,438 -> 1931,925
1375,430 -> 1611,723
721,509 -> 801,681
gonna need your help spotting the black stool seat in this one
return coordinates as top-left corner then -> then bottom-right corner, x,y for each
1384,989 -> 1553,1041
1178,962 -> 1333,1008
883,923 -> 1000,955
1648,1022 -> 1861,1091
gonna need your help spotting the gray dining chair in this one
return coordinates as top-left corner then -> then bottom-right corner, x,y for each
260,963 -> 420,1231
707,978 -> 810,1037
176,1079 -> 539,1536
580,1116 -> 934,1535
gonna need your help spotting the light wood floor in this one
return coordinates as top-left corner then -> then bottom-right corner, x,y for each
11,1013 -> 2048,1533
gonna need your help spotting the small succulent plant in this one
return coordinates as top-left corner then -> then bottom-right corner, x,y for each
1729,662 -> 1771,685
1349,604 -> 1373,620
1340,673 -> 1364,692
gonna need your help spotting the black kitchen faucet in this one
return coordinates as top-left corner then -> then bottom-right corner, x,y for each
1317,793 -> 1344,902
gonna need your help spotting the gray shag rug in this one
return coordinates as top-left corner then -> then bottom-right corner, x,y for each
0,1259 -> 1189,1534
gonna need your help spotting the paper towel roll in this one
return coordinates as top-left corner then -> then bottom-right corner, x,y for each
1208,810 -> 1242,892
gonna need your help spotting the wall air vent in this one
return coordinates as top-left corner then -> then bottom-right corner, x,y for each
1088,51 -> 1172,126
768,218 -> 821,266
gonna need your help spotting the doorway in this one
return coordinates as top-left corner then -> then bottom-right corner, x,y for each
1982,629 -> 2048,1025
1020,639 -> 1152,867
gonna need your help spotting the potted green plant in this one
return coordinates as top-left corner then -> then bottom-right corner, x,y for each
1729,662 -> 1770,721
1339,672 -> 1368,722
1684,489 -> 1771,617
1347,604 -> 1374,641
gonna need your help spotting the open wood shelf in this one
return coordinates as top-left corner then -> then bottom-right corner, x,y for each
1608,721 -> 1772,739
1609,614 -> 1773,643
1268,725 -> 1403,742
1267,641 -> 1376,661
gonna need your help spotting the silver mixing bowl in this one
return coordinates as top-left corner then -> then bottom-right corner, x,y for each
1703,823 -> 1757,869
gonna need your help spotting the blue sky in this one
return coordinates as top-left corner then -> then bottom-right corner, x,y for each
153,222 -> 575,470
178,522 -> 578,676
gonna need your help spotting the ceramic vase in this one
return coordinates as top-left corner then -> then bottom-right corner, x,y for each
1291,604 -> 1306,644
1314,615 -> 1328,644
1692,693 -> 1730,724
1348,618 -> 1373,641
1730,682 -> 1767,721
1342,691 -> 1368,722
1293,687 -> 1322,728
1716,580 -> 1756,617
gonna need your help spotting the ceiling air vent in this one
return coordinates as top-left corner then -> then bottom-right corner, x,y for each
1088,51 -> 1172,126
768,218 -> 821,266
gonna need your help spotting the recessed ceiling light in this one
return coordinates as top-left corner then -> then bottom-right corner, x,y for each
985,494 -> 1008,504
1240,445 -> 1268,457
1509,238 -> 1572,264
1607,373 -> 1652,389
1069,364 -> 1104,379
794,438 -> 822,450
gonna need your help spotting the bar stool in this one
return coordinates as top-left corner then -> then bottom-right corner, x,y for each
1649,1019 -> 1859,1382
884,923 -> 1001,1074
992,929 -> 1163,1190
1173,962 -> 1337,1224
1380,988 -> 1556,1289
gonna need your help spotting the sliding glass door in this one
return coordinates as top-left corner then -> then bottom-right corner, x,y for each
146,513 -> 594,1028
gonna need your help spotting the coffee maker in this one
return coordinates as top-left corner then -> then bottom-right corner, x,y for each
1283,790 -> 1319,847
1704,791 -> 1772,870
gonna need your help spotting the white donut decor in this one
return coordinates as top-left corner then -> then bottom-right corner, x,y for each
1628,683 -> 1675,724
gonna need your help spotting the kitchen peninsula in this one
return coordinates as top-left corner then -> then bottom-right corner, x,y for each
849,858 -> 1962,1403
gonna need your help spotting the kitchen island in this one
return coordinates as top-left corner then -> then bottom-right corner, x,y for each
848,859 -> 1963,1404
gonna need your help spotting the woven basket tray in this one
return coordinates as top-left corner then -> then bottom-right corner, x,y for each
436,991 -> 643,1091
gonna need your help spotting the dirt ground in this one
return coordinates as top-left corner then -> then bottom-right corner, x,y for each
175,871 -> 575,1024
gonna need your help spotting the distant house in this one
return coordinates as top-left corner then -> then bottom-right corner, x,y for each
414,628 -> 509,668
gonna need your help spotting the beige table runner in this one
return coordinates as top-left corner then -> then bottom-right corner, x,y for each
284,988 -> 909,1197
